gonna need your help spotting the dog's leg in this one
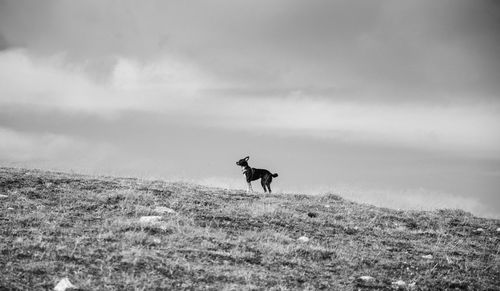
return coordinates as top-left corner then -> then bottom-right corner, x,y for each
247,182 -> 253,193
261,175 -> 273,194
261,180 -> 267,193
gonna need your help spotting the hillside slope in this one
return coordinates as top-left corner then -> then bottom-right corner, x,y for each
0,167 -> 498,290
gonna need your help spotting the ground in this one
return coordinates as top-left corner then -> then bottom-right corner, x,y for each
0,167 -> 498,290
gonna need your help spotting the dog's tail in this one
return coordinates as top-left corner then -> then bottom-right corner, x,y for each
272,173 -> 278,178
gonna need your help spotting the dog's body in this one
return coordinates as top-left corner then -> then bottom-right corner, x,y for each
236,156 -> 278,193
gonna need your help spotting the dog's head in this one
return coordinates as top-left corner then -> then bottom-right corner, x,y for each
236,156 -> 249,167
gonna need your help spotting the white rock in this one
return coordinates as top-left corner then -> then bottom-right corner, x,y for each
139,216 -> 162,224
496,227 -> 500,232
0,194 -> 8,198
421,254 -> 433,260
7,207 -> 14,211
138,216 -> 171,231
358,276 -> 375,281
154,206 -> 176,214
474,228 -> 484,233
392,280 -> 406,286
297,236 -> 310,243
54,277 -> 77,291
324,205 -> 331,208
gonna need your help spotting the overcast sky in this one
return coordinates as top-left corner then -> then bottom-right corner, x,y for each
1,0 -> 499,217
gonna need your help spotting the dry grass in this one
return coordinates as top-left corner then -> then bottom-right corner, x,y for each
0,167 -> 499,290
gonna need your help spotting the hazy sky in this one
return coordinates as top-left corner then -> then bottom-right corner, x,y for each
1,0 -> 499,217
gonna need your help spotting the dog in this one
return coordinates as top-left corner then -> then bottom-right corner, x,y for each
236,156 -> 278,193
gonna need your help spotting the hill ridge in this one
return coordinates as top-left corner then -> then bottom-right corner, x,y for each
0,167 -> 498,290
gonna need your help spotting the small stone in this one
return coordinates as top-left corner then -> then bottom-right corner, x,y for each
297,236 -> 310,243
0,194 -> 8,198
307,212 -> 317,218
392,280 -> 406,286
154,206 -> 176,214
473,228 -> 484,233
138,216 -> 171,231
324,205 -> 331,208
496,227 -> 500,232
358,276 -> 375,281
7,207 -> 14,210
54,277 -> 77,291
421,254 -> 433,260
139,216 -> 162,224
408,282 -> 417,289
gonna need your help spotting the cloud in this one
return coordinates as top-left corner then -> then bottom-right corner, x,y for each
1,0 -> 499,98
1,49 -> 499,160
0,49 -> 213,115
200,95 -> 500,158
0,126 -> 114,169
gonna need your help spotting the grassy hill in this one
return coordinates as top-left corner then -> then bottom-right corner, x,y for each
0,167 -> 498,290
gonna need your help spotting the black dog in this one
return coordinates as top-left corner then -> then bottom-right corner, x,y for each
236,156 -> 278,193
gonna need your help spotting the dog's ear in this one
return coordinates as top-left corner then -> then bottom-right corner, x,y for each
244,156 -> 249,161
